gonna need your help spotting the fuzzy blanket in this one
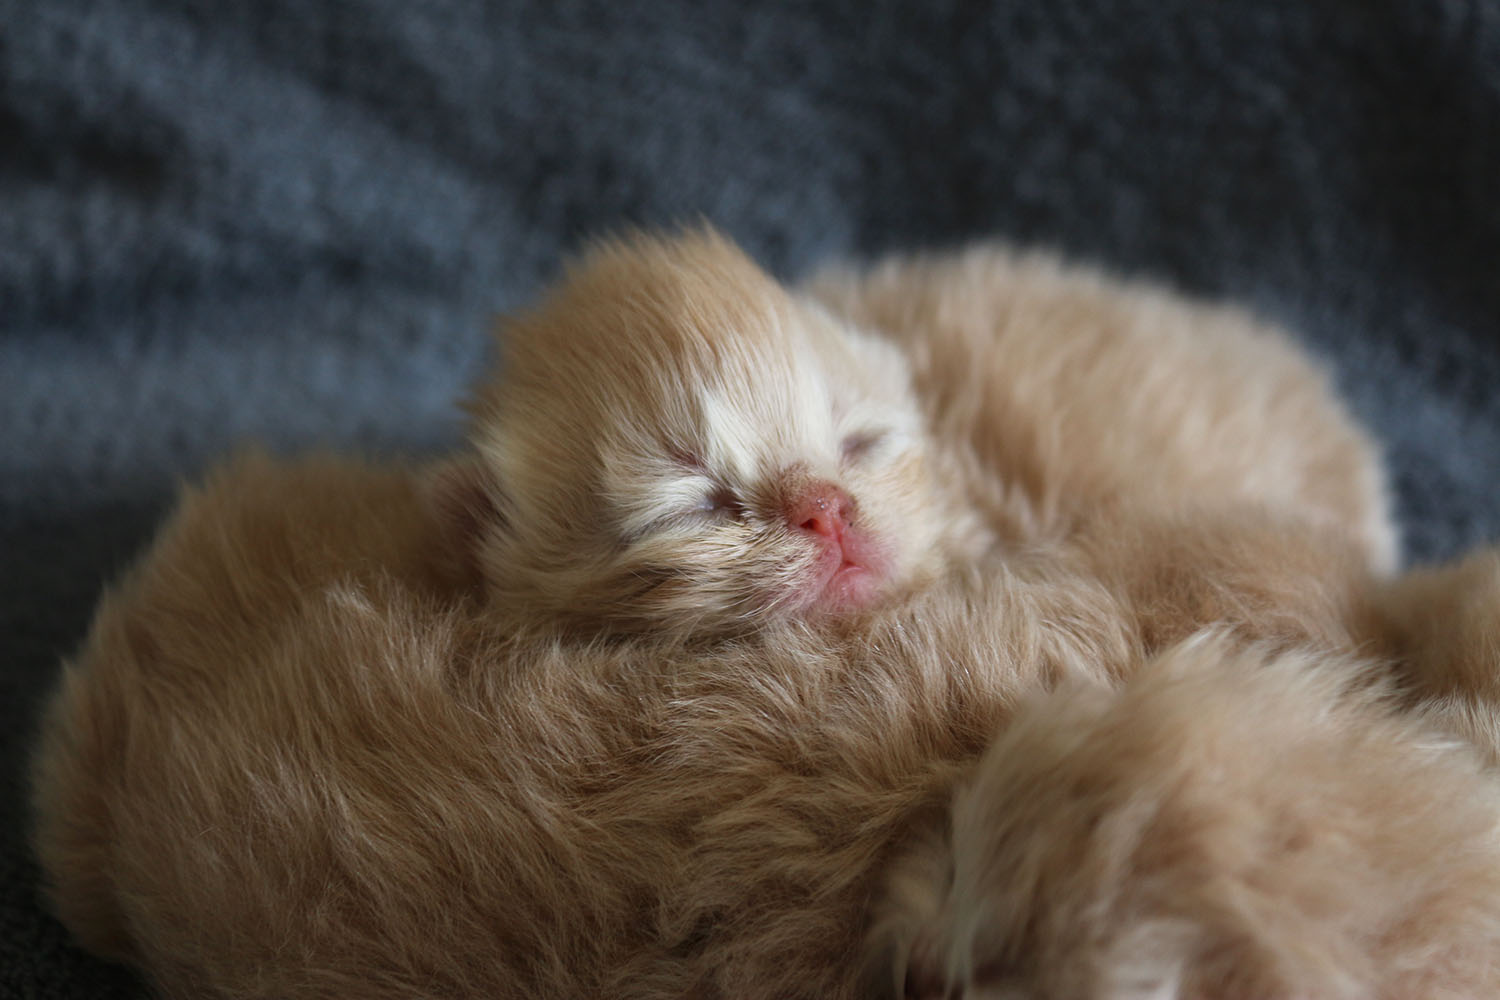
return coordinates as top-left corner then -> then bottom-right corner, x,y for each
4,2 -> 1498,995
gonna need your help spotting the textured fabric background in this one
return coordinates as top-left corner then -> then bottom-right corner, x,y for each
3,2 -> 1498,995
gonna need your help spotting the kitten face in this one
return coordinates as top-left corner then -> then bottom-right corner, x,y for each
457,229 -> 973,637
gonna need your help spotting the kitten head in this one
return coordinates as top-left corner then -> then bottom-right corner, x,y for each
441,228 -> 978,638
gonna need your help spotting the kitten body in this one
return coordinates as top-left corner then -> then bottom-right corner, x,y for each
807,247 -> 1397,574
877,635 -> 1500,1000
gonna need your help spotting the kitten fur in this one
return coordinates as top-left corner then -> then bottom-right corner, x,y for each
1372,547 -> 1500,762
453,229 -> 1394,645
32,232 -> 1500,998
29,451 -> 1133,999
35,455 -> 1500,1000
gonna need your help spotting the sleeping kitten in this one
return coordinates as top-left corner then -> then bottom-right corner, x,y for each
32,229 -> 1500,1000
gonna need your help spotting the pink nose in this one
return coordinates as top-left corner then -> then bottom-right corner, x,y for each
786,482 -> 854,540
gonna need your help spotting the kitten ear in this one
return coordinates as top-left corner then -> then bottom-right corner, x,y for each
424,455 -> 506,584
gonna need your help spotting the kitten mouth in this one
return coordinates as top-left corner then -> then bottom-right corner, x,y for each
806,532 -> 886,612
817,561 -> 881,609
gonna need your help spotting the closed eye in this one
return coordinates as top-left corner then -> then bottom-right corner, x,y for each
623,485 -> 745,543
693,487 -> 745,520
840,429 -> 886,463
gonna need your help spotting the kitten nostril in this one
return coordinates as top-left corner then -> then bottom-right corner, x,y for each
786,482 -> 853,540
799,512 -> 832,536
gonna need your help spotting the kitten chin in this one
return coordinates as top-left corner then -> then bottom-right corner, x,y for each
443,227 -> 993,640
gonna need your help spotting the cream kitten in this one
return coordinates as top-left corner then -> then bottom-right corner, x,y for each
448,228 -> 1389,655
32,230 -> 1500,1000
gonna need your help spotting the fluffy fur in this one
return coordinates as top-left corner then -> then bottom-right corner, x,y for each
31,231 -> 1500,999
874,636 -> 1500,1000
31,452 -> 1143,998
33,472 -> 1500,999
1373,547 -> 1500,762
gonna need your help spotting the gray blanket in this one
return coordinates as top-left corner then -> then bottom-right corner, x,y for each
4,2 -> 1498,995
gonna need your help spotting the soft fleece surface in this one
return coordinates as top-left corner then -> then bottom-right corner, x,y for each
4,2 -> 1498,996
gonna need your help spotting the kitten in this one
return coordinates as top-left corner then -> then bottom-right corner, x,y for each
806,240 -> 1401,655
32,230 -> 1500,1000
447,228 -> 1390,653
